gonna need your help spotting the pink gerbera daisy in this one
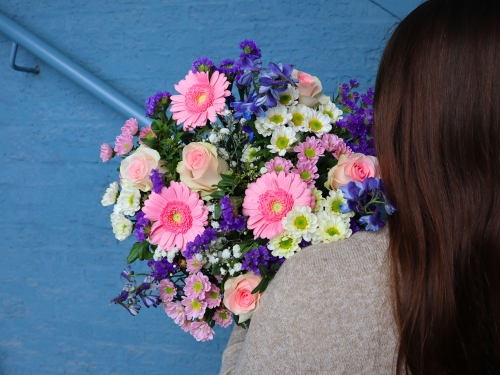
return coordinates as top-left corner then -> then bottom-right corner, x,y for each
138,125 -> 156,146
294,136 -> 325,163
242,172 -> 312,239
189,321 -> 214,342
213,308 -> 233,328
142,181 -> 208,251
264,156 -> 294,175
170,70 -> 231,131
292,160 -> 319,188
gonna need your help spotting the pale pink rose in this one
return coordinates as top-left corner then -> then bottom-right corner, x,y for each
291,69 -> 330,107
176,142 -> 229,197
325,153 -> 380,190
120,145 -> 162,192
223,272 -> 262,323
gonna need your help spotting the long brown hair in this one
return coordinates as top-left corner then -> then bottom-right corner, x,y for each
373,0 -> 500,373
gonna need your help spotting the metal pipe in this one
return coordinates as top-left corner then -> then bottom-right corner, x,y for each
0,11 -> 150,126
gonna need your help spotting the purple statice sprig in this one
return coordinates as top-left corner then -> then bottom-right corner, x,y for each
150,169 -> 164,194
219,195 -> 246,233
184,227 -> 218,260
340,178 -> 396,231
241,245 -> 284,276
134,211 -> 150,242
145,91 -> 171,117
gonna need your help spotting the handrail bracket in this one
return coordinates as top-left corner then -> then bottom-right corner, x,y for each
9,41 -> 39,74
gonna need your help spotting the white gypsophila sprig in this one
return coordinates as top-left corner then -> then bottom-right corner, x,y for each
101,182 -> 119,206
154,246 -> 168,261
267,126 -> 297,156
241,145 -> 261,163
311,211 -> 352,244
304,109 -> 332,136
323,189 -> 355,218
319,101 -> 343,124
282,205 -> 319,242
167,247 -> 180,263
268,232 -> 301,259
287,104 -> 311,132
111,212 -> 133,241
117,185 -> 141,216
278,84 -> 299,106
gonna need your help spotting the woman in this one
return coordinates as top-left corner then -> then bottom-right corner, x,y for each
220,0 -> 500,374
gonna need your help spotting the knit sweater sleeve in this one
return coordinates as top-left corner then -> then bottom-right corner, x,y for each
219,227 -> 397,375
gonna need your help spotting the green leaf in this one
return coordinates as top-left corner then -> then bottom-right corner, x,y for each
140,137 -> 159,149
217,180 -> 235,188
214,203 -> 222,220
126,241 -> 149,264
208,190 -> 225,199
252,277 -> 269,294
258,264 -> 268,277
211,264 -> 221,276
270,262 -> 281,273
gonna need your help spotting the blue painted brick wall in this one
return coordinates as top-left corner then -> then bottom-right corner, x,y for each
0,1 -> 421,373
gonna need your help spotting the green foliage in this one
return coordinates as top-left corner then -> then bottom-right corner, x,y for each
126,241 -> 152,264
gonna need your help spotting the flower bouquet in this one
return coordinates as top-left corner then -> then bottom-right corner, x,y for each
100,40 -> 395,341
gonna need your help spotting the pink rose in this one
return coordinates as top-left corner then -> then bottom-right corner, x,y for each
292,69 -> 330,107
176,142 -> 229,197
325,153 -> 380,190
223,272 -> 262,323
120,145 -> 162,191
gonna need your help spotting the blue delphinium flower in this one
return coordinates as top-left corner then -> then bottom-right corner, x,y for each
120,265 -> 134,281
257,62 -> 298,107
149,169 -> 164,194
241,245 -> 284,276
219,195 -> 246,233
191,57 -> 214,73
145,91 -> 171,117
237,55 -> 262,87
340,178 -> 396,231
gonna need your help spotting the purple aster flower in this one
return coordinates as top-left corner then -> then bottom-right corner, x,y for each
241,245 -> 283,276
192,57 -> 214,73
150,169 -> 164,194
145,91 -> 171,117
219,195 -> 246,233
217,59 -> 238,78
339,178 -> 396,231
239,39 -> 262,59
134,211 -> 150,242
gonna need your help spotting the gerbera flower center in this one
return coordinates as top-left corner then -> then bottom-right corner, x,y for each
309,119 -> 323,132
258,189 -> 294,222
160,201 -> 193,234
326,226 -> 340,236
292,113 -> 304,126
185,84 -> 214,113
293,215 -> 308,230
270,114 -> 284,124
279,237 -> 293,249
279,94 -> 292,105
304,148 -> 316,158
276,136 -> 290,150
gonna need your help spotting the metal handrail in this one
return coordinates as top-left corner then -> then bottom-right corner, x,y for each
0,11 -> 150,126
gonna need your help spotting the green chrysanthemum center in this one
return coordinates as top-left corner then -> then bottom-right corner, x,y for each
191,300 -> 202,310
249,150 -> 258,159
276,136 -> 290,150
128,195 -> 135,206
279,94 -> 292,105
309,119 -> 323,132
270,114 -> 284,124
146,132 -> 154,139
324,110 -> 333,118
294,215 -> 308,230
305,148 -> 316,158
292,112 -> 304,126
210,291 -> 219,300
275,166 -> 284,172
300,171 -> 311,180
332,199 -> 342,213
165,286 -> 175,294
326,226 -> 340,236
193,281 -> 203,293
279,237 -> 294,249
220,312 -> 228,320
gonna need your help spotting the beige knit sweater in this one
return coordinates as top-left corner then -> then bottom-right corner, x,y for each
219,227 -> 398,375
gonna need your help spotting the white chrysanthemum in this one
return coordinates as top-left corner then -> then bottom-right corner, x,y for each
101,182 -> 119,206
282,206 -> 319,242
319,101 -> 343,124
117,185 -> 141,216
268,232 -> 301,259
267,127 -> 297,156
311,211 -> 352,244
278,84 -> 299,106
287,104 -> 311,132
323,189 -> 354,218
255,104 -> 291,136
111,213 -> 133,241
241,145 -> 261,163
304,110 -> 332,136
311,188 -> 323,214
